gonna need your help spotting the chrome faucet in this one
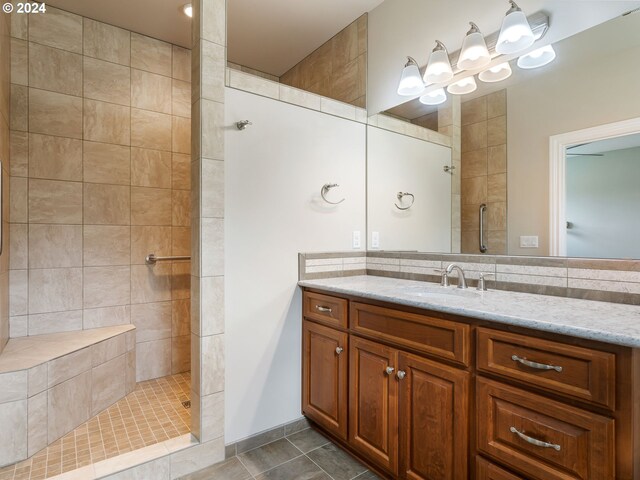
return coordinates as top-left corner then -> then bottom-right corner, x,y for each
445,263 -> 468,289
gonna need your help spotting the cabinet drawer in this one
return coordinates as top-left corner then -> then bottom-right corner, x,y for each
303,291 -> 348,329
476,457 -> 524,480
477,328 -> 616,409
477,377 -> 615,480
350,302 -> 470,365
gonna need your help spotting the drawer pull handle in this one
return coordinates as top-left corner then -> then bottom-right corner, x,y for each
335,347 -> 343,355
510,427 -> 561,451
315,305 -> 333,313
385,366 -> 395,375
511,355 -> 563,373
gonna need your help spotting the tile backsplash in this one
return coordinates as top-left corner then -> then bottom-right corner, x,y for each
299,252 -> 640,306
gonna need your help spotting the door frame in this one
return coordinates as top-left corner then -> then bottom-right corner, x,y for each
549,117 -> 640,256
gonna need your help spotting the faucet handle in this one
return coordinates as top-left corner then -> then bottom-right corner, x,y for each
433,269 -> 449,287
477,272 -> 496,291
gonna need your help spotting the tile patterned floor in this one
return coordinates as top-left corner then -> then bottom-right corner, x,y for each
0,373 -> 191,480
179,427 -> 382,480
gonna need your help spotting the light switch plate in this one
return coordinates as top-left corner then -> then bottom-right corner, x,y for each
352,231 -> 361,249
520,236 -> 539,248
372,231 -> 380,249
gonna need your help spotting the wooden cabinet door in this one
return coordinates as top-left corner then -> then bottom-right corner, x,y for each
349,336 -> 399,475
476,457 -> 524,480
398,352 -> 469,480
302,320 -> 348,440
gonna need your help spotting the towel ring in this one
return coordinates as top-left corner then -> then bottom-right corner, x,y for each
395,192 -> 415,210
321,183 -> 345,205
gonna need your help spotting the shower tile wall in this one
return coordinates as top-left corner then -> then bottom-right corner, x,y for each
0,7 -> 9,354
7,6 -> 191,381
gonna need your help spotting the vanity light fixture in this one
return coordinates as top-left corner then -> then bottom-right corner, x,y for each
182,3 -> 193,18
447,76 -> 477,95
458,22 -> 491,70
517,44 -> 556,69
423,41 -> 453,84
496,0 -> 535,54
397,56 -> 425,96
478,62 -> 512,82
419,88 -> 447,106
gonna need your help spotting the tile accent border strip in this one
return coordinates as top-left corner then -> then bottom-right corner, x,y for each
299,252 -> 640,306
224,417 -> 310,459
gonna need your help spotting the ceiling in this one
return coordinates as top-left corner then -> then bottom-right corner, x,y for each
47,0 -> 384,76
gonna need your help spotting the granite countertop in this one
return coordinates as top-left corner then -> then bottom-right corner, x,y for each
299,275 -> 640,348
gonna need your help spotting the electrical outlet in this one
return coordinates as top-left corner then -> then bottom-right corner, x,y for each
352,231 -> 361,249
520,236 -> 539,248
372,231 -> 380,249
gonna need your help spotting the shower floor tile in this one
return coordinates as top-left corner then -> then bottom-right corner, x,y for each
0,372 -> 191,480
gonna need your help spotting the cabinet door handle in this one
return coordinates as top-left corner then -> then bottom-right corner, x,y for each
385,366 -> 395,375
315,305 -> 332,313
511,355 -> 563,373
335,347 -> 343,355
396,370 -> 406,380
510,427 -> 561,451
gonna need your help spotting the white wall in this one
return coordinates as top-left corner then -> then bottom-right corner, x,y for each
367,126 -> 451,251
225,88 -> 366,443
566,147 -> 640,259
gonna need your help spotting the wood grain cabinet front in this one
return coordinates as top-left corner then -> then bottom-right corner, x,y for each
302,320 -> 348,440
303,291 -> 348,329
476,457 -> 525,480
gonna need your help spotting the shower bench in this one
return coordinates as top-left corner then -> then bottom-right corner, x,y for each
0,325 -> 136,467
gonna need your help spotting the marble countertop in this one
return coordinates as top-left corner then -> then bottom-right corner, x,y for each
299,275 -> 640,348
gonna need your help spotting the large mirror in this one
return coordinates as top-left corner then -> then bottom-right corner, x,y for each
367,11 -> 640,258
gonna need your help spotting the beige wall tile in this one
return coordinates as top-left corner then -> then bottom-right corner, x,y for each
131,108 -> 172,151
461,203 -> 480,231
47,370 -> 90,443
131,147 -> 172,188
0,370 -> 27,403
27,391 -> 47,457
84,266 -> 131,308
29,133 -> 82,181
172,45 -> 191,81
84,99 -> 131,145
461,176 -> 487,205
487,201 -> 507,231
10,130 -> 28,177
172,116 -> 191,154
131,301 -> 171,342
83,18 -> 130,65
201,40 -> 225,104
332,20 -> 358,69
131,187 -> 171,225
83,141 -> 131,185
201,0 -> 226,46
201,334 -> 224,395
201,100 -> 223,160
172,79 -> 191,118
131,263 -> 172,304
200,276 -> 224,337
172,335 -> 190,374
10,3 -> 28,40
83,57 -> 131,106
92,335 -> 126,366
29,179 -> 83,224
83,305 -> 130,329
10,176 -> 27,222
487,173 -> 507,203
131,33 -> 171,76
201,218 -> 224,277
84,226 -> 130,266
10,84 -> 28,131
29,6 -> 82,54
461,148 -> 487,179
29,88 -> 83,139
91,354 -> 126,416
487,230 -> 507,255
172,226 -> 190,256
136,338 -> 171,381
28,363 -> 48,396
461,96 -> 487,126
172,153 -> 191,190
172,298 -> 190,337
487,115 -> 506,147
132,69 -> 172,114
28,310 -> 83,335
9,269 -> 27,316
461,121 -> 487,153
28,268 -> 83,314
10,38 -> 28,86
125,349 -> 136,393
488,144 -> 507,174
0,399 -> 27,465
9,223 -> 28,270
172,190 -> 190,227
29,42 -> 82,96
487,89 -> 506,119
48,347 -> 91,388
461,229 -> 479,254
201,159 -> 223,219
84,183 -> 130,225
131,226 -> 172,265
29,224 -> 82,268
171,261 -> 191,300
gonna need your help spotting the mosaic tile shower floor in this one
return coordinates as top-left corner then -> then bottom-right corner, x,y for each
0,373 -> 191,480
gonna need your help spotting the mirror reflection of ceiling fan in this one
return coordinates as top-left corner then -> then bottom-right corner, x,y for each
566,143 -> 604,157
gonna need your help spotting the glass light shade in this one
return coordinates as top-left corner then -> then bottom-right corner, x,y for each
447,76 -> 477,95
424,42 -> 453,84
397,58 -> 425,96
458,24 -> 490,70
183,3 -> 193,17
478,62 -> 512,83
419,88 -> 447,106
517,45 -> 556,69
496,7 -> 535,53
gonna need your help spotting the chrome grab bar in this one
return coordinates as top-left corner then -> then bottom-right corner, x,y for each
510,427 -> 561,451
145,253 -> 191,265
479,203 -> 487,253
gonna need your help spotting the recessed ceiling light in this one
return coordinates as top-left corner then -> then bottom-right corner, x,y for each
183,3 -> 193,18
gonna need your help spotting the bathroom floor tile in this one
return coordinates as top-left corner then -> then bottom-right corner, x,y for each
178,457 -> 252,480
285,428 -> 330,454
306,444 -> 368,480
254,455 -> 331,480
237,439 -> 303,476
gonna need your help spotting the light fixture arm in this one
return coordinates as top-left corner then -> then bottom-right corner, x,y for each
507,0 -> 522,14
404,56 -> 419,68
467,22 -> 481,35
433,40 -> 447,53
